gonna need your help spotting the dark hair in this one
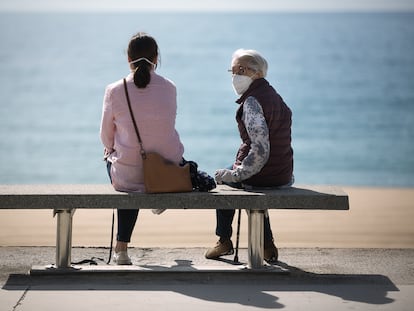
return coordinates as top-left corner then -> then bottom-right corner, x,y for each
127,32 -> 159,88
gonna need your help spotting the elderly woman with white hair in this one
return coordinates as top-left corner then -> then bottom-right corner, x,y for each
205,49 -> 294,263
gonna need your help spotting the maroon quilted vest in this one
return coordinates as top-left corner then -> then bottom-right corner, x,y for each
235,78 -> 293,186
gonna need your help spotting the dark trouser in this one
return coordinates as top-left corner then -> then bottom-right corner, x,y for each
215,180 -> 274,245
106,161 -> 139,243
215,209 -> 274,245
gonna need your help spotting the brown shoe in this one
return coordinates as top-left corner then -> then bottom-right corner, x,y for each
264,241 -> 279,263
205,239 -> 234,259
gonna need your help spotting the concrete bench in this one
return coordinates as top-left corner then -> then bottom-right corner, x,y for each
0,184 -> 349,270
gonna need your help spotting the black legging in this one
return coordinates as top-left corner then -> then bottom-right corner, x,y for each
117,209 -> 139,242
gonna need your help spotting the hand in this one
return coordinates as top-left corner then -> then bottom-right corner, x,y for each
103,148 -> 113,161
214,169 -> 235,184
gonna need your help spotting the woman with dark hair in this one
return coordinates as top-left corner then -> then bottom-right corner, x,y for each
100,33 -> 185,264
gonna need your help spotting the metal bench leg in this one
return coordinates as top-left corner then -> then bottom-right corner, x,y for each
247,209 -> 264,269
54,209 -> 75,268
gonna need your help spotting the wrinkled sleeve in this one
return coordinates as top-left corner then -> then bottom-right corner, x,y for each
233,96 -> 270,181
100,86 -> 115,153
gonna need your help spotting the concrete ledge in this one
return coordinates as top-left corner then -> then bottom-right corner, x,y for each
0,184 -> 349,210
29,264 -> 290,275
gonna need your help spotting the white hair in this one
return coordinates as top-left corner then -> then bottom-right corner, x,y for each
232,49 -> 268,77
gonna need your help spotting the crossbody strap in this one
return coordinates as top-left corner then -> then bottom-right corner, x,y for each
123,78 -> 147,160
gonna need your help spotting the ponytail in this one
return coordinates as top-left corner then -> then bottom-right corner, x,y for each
132,60 -> 152,88
127,33 -> 159,89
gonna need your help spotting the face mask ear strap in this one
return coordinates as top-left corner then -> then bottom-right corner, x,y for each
249,67 -> 261,78
129,57 -> 156,67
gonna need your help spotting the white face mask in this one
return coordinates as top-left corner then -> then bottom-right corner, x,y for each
232,74 -> 253,95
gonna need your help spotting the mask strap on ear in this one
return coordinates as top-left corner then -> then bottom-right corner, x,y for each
129,57 -> 156,67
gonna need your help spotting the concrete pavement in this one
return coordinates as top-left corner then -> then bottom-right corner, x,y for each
1,247 -> 414,310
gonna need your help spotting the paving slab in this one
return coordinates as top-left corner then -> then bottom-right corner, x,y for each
1,247 -> 413,311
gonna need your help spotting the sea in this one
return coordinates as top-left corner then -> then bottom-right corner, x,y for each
0,12 -> 413,187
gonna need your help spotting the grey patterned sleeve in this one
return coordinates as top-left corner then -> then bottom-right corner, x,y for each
233,96 -> 270,181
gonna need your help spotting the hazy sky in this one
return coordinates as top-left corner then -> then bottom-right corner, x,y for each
1,0 -> 414,12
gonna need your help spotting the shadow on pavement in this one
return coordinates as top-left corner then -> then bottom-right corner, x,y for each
3,261 -> 398,309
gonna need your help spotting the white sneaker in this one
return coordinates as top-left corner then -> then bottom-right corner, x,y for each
113,251 -> 132,265
152,209 -> 166,215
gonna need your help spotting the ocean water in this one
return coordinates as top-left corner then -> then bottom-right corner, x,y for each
0,12 -> 413,187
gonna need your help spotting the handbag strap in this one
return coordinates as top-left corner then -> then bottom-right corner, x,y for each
123,78 -> 147,160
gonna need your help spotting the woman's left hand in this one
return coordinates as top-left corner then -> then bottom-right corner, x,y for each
103,148 -> 113,161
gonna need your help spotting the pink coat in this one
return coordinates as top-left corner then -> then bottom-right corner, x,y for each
100,72 -> 185,192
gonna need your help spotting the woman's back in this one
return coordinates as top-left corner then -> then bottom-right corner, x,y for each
101,71 -> 185,192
